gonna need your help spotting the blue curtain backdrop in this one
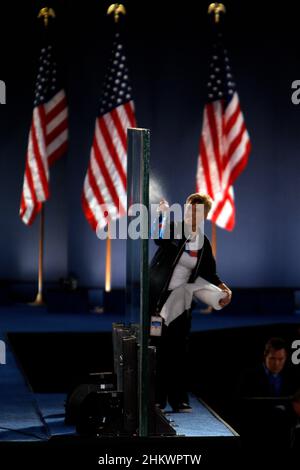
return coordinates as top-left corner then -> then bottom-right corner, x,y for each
0,0 -> 299,288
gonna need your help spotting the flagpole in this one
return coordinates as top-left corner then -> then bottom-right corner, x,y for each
31,205 -> 45,306
200,3 -> 225,314
207,2 -> 225,261
30,8 -> 55,307
103,4 -> 126,296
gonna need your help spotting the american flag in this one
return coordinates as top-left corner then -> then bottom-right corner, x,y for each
20,41 -> 68,225
196,29 -> 251,230
82,31 -> 136,231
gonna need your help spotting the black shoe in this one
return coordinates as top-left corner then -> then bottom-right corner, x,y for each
170,402 -> 192,413
178,403 -> 192,412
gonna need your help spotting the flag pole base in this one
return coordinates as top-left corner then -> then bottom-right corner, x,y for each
91,306 -> 104,314
29,292 -> 45,307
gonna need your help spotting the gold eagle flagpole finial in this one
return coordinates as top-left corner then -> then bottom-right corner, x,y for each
208,3 -> 226,23
38,7 -> 56,27
107,3 -> 126,23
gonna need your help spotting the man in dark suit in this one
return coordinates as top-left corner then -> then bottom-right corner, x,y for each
237,337 -> 299,449
238,337 -> 297,398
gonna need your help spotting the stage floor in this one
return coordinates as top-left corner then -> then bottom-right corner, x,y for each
1,304 -> 298,467
0,304 -> 299,333
0,389 -> 237,442
0,314 -> 237,442
35,392 -> 236,439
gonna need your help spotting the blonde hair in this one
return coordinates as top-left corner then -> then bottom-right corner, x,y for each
185,193 -> 213,215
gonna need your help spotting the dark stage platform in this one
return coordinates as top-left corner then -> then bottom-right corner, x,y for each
0,326 -> 239,467
0,298 -> 299,467
0,319 -> 237,440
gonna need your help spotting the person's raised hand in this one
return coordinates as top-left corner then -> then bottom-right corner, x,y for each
157,199 -> 170,213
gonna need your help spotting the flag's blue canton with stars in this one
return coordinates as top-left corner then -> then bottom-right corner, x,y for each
34,44 -> 59,107
207,33 -> 236,104
99,32 -> 133,115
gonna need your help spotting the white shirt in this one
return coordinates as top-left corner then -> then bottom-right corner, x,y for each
160,278 -> 227,326
160,235 -> 226,325
168,233 -> 203,290
168,251 -> 197,290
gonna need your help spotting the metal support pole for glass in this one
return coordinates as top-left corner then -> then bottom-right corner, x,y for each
126,128 -> 150,437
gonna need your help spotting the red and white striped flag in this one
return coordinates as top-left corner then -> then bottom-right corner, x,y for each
196,29 -> 251,230
20,41 -> 68,225
82,31 -> 136,231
